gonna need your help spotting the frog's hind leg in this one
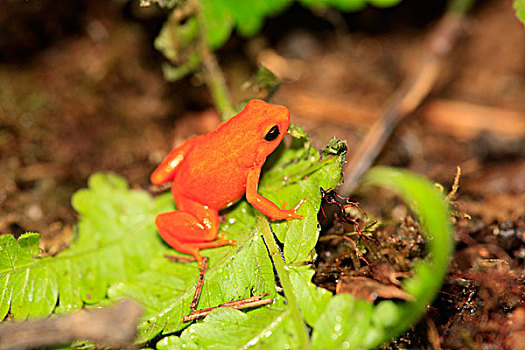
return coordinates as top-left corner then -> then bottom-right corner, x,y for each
155,196 -> 236,266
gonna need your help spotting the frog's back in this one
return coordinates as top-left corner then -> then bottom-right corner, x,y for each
173,129 -> 253,210
172,99 -> 290,210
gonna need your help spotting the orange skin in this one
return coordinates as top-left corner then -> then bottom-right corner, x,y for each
151,99 -> 305,267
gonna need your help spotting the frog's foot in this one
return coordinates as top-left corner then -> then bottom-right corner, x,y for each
184,240 -> 236,268
158,233 -> 205,267
267,198 -> 307,221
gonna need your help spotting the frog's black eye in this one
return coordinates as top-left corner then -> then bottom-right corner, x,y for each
264,125 -> 280,141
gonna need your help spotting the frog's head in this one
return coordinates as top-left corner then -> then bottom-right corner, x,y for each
240,99 -> 291,163
218,99 -> 292,166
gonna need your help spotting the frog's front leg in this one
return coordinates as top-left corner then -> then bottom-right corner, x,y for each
155,196 -> 236,267
246,166 -> 305,220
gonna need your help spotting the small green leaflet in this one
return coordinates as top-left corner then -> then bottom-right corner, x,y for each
0,233 -> 57,320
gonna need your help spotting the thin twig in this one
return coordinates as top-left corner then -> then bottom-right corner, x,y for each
218,293 -> 270,308
339,0 -> 475,195
445,166 -> 461,201
426,316 -> 442,350
0,300 -> 141,350
163,254 -> 197,263
190,257 -> 209,311
183,294 -> 272,322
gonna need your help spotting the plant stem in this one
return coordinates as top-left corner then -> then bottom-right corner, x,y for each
256,214 -> 312,350
191,0 -> 235,119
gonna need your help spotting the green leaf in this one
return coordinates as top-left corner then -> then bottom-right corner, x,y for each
110,211 -> 277,342
185,299 -> 296,349
156,0 -> 404,68
152,0 -> 404,85
109,137 -> 346,344
0,233 -> 58,320
151,138 -> 346,349
289,266 -> 332,326
0,140 -> 451,348
312,294 -> 374,349
0,174 -> 172,320
261,138 -> 346,264
360,166 -> 454,348
201,0 -> 402,48
200,0 -> 235,49
309,166 -> 452,348
157,335 -> 201,350
515,0 -> 525,25
158,298 -> 297,350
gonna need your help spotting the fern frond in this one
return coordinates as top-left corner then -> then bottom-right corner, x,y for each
0,173 -> 172,320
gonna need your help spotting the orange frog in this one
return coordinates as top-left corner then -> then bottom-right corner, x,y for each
151,99 -> 305,267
